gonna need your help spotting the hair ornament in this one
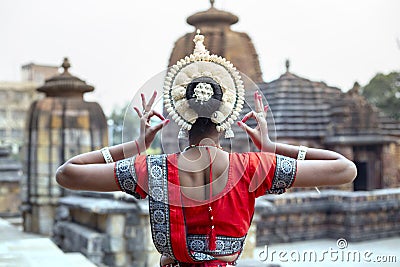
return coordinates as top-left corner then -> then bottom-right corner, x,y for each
164,29 -> 245,138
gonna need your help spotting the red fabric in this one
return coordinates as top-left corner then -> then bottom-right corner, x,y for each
133,154 -> 148,199
132,152 -> 277,259
113,163 -> 122,191
167,154 -> 196,263
182,152 -> 276,238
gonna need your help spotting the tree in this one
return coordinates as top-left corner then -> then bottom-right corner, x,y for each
361,72 -> 400,120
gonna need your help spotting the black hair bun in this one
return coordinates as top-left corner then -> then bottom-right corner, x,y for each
186,77 -> 223,118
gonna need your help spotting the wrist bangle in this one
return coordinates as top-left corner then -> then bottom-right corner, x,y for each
135,140 -> 141,155
100,147 -> 114,163
297,145 -> 307,160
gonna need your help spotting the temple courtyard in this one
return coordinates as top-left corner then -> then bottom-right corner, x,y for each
0,217 -> 398,267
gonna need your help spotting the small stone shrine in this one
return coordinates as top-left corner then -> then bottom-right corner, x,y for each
260,63 -> 400,190
22,58 -> 108,235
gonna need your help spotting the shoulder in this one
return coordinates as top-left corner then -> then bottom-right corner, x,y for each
230,151 -> 276,164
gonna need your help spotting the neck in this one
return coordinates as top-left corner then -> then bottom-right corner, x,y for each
184,137 -> 223,152
189,136 -> 220,147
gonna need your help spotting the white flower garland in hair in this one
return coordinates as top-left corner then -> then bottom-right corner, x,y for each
163,29 -> 245,137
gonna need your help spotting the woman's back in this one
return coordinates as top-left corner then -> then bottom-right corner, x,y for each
178,148 -> 230,201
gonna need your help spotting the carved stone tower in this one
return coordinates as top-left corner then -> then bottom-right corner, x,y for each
22,58 -> 108,235
163,3 -> 262,153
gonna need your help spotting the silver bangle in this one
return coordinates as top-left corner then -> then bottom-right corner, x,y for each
100,147 -> 114,164
297,145 -> 308,160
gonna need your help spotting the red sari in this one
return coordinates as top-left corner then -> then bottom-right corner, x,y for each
114,152 -> 297,265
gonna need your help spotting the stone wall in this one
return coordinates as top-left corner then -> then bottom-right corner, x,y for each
255,189 -> 400,246
382,143 -> 400,188
52,191 -> 256,267
0,145 -> 23,218
53,192 -> 159,267
0,179 -> 21,217
53,189 -> 400,266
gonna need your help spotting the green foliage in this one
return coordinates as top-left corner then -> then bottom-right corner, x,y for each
361,72 -> 400,120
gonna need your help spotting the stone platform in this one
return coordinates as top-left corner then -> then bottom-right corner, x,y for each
1,216 -> 398,267
0,218 -> 96,267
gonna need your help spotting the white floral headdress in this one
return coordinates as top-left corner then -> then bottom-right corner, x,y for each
163,30 -> 245,138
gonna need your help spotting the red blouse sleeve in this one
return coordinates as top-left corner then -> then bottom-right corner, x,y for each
248,152 -> 297,198
114,155 -> 148,199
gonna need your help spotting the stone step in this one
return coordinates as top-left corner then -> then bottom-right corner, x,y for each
0,218 -> 96,267
0,238 -> 97,267
64,253 -> 99,266
2,216 -> 23,230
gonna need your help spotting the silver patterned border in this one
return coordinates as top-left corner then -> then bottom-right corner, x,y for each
187,234 -> 246,256
115,156 -> 143,199
147,154 -> 176,260
266,155 -> 297,194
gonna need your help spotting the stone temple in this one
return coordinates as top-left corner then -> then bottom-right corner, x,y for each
22,58 -> 108,235
162,3 -> 400,191
0,3 -> 399,267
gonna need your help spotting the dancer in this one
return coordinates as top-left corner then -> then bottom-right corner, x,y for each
56,32 -> 357,267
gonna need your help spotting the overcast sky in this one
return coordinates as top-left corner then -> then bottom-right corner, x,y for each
1,0 -> 399,115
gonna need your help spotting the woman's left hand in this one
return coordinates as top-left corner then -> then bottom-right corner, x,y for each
237,91 -> 274,152
133,91 -> 169,152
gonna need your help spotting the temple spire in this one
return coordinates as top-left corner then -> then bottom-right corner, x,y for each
61,57 -> 71,73
210,0 -> 215,8
285,59 -> 290,73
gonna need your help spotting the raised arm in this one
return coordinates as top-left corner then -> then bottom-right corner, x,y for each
237,92 -> 357,187
56,91 -> 169,191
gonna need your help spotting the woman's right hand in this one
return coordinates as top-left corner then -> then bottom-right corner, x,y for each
237,92 -> 274,152
133,91 -> 169,151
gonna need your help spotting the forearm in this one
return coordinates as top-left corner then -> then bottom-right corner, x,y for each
67,140 -> 143,165
109,140 -> 145,161
56,140 -> 142,191
269,142 -> 344,160
267,142 -> 357,186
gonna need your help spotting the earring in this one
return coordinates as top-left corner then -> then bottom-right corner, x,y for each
178,127 -> 189,139
225,128 -> 234,138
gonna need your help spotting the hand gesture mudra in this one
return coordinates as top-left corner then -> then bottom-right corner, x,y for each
133,91 -> 169,151
237,92 -> 274,152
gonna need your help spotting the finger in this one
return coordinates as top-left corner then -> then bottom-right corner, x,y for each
151,119 -> 170,133
241,111 -> 256,123
143,110 -> 161,120
258,93 -> 264,112
242,110 -> 257,123
242,110 -> 267,129
254,92 -> 261,113
254,110 -> 268,129
133,106 -> 143,117
150,110 -> 165,121
145,91 -> 157,111
264,105 -> 269,112
139,112 -> 146,134
140,109 -> 151,127
141,93 -> 146,110
255,92 -> 265,113
142,110 -> 162,127
237,121 -> 256,135
143,110 -> 163,124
